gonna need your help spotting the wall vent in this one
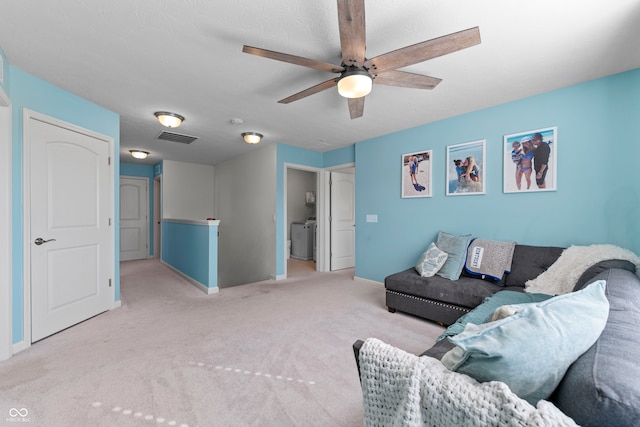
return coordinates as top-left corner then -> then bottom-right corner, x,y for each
156,131 -> 199,144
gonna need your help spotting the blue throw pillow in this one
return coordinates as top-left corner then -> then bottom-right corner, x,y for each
435,231 -> 472,280
441,280 -> 609,405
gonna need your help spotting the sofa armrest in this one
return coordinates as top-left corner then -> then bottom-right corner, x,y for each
358,338 -> 577,426
353,339 -> 365,380
573,259 -> 636,291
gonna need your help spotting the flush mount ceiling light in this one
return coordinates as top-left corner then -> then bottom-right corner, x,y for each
129,150 -> 149,160
154,111 -> 185,128
337,67 -> 373,99
241,132 -> 263,144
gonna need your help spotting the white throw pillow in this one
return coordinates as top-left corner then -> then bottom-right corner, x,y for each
415,242 -> 448,277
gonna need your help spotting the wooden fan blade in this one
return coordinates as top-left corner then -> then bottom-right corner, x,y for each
374,70 -> 442,89
337,0 -> 366,67
278,78 -> 339,104
243,45 -> 344,74
348,97 -> 364,119
365,27 -> 481,74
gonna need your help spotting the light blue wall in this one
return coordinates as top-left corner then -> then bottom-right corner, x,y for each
355,68 -> 640,283
162,221 -> 219,290
10,66 -> 120,344
324,144 -> 355,168
120,162 -> 156,256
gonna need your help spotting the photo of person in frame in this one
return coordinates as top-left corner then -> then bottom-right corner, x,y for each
446,140 -> 486,196
401,150 -> 432,198
503,127 -> 556,193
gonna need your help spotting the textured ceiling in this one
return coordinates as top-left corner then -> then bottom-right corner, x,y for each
1,0 -> 639,166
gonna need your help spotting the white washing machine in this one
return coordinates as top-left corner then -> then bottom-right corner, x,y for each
305,219 -> 317,261
291,220 -> 314,261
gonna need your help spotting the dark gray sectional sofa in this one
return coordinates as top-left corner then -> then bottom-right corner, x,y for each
384,244 -> 633,326
356,265 -> 640,426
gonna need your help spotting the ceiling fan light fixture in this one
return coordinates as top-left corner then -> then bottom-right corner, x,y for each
337,68 -> 372,99
154,111 -> 185,128
242,132 -> 263,144
129,150 -> 149,160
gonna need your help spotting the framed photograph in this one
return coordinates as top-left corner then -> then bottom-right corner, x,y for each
503,126 -> 557,193
401,150 -> 432,198
446,140 -> 486,196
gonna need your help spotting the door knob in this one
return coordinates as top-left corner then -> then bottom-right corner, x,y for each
34,237 -> 56,245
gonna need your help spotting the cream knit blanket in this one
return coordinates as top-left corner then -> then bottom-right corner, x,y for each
359,338 -> 578,427
525,244 -> 640,295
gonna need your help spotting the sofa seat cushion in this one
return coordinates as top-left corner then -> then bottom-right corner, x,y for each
385,268 -> 503,309
436,290 -> 553,342
552,268 -> 640,427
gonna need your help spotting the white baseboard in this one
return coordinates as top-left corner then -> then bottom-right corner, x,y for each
12,339 -> 29,356
111,300 -> 122,309
161,261 -> 219,295
354,276 -> 384,287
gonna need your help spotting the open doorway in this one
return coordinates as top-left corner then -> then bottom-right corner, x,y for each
284,163 -> 355,278
285,167 -> 318,278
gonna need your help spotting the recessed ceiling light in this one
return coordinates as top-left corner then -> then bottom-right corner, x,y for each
154,111 -> 185,128
130,150 -> 149,159
241,132 -> 263,144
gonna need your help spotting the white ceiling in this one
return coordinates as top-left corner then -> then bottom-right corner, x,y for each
1,0 -> 639,166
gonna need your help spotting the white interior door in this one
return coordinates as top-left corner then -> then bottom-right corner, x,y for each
330,171 -> 355,270
120,177 -> 148,261
28,114 -> 113,342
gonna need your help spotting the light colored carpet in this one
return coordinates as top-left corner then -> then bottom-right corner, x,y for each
0,259 -> 444,426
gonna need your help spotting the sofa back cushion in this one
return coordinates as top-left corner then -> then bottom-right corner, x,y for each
503,245 -> 564,288
552,268 -> 640,427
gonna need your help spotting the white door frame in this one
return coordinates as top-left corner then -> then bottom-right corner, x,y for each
154,175 -> 162,259
21,109 -> 115,351
0,85 -> 12,361
282,161 -> 355,277
283,163 -> 322,278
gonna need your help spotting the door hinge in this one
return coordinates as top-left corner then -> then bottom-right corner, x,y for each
108,217 -> 112,226
109,278 -> 112,287
108,156 -> 111,165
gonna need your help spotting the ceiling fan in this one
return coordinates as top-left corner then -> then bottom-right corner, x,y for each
242,0 -> 481,119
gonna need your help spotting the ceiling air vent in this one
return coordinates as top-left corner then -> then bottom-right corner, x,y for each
156,130 -> 199,144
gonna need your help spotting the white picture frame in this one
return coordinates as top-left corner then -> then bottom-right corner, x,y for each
401,150 -> 432,198
503,126 -> 557,193
446,140 -> 486,196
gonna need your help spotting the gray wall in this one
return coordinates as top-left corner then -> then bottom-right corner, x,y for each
215,144 -> 277,287
162,160 -> 215,220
